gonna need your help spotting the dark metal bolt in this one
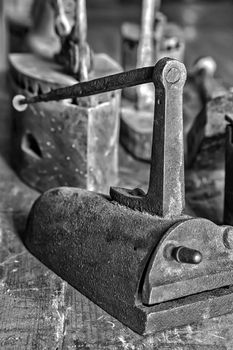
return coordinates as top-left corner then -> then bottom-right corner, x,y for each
166,67 -> 181,84
172,246 -> 202,264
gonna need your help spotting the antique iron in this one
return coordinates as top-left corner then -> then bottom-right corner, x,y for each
120,0 -> 185,160
9,0 -> 121,194
13,58 -> 233,335
183,58 -> 232,224
186,56 -> 228,168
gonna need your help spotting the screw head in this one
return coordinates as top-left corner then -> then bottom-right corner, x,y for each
166,67 -> 181,84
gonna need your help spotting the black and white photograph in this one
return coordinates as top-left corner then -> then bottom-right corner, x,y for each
0,0 -> 233,349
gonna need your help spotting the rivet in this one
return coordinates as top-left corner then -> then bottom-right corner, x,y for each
166,67 -> 181,84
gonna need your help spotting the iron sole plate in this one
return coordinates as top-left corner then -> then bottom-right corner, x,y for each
139,285 -> 233,334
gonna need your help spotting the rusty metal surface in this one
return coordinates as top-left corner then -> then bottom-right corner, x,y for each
10,53 -> 121,193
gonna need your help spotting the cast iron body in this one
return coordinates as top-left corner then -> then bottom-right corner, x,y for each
22,58 -> 233,335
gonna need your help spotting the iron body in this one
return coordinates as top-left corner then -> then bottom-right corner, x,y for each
25,187 -> 233,335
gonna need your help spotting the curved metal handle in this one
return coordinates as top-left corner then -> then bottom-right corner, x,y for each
110,58 -> 187,217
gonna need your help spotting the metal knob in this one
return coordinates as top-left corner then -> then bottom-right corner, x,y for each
172,246 -> 202,264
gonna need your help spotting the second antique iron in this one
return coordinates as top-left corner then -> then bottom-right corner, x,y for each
9,0 -> 121,194
13,58 -> 233,335
120,0 -> 185,161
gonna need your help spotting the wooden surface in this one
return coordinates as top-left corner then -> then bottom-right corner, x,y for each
1,1 -> 233,349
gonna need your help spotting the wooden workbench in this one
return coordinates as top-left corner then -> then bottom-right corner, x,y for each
1,1 -> 233,349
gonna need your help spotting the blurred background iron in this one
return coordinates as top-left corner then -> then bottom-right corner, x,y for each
120,0 -> 185,160
9,0 -> 122,194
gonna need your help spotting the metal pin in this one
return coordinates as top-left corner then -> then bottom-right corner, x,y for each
172,246 -> 202,264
